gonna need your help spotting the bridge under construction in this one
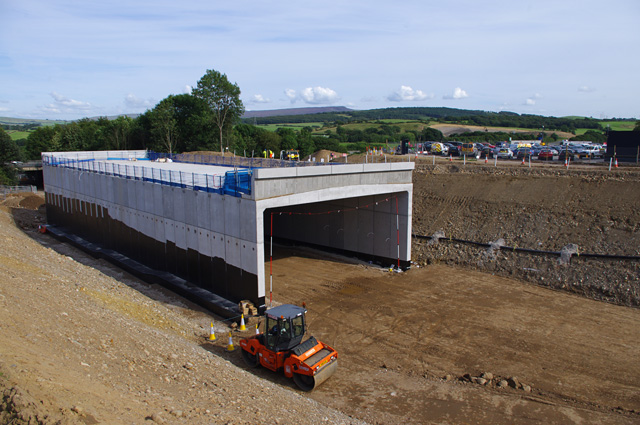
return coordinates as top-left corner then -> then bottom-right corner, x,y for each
42,150 -> 413,316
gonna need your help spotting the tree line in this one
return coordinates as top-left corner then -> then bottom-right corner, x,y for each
2,69 -> 345,178
244,107 -> 604,133
1,68 -> 635,186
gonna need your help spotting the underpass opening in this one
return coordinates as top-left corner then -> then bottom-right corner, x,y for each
262,192 -> 411,271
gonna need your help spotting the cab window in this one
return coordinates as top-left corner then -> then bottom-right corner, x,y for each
292,315 -> 304,338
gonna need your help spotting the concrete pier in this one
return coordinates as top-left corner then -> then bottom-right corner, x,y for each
42,151 -> 413,316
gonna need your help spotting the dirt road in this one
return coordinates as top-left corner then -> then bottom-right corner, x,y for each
268,248 -> 640,424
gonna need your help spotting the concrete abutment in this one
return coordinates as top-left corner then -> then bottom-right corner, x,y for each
42,151 -> 413,317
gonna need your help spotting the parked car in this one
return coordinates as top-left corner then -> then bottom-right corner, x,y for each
430,142 -> 448,156
557,149 -> 577,161
580,145 -> 603,158
515,148 -> 532,160
444,143 -> 461,156
494,148 -> 513,159
478,144 -> 493,158
530,145 -> 543,156
460,143 -> 478,158
538,149 -> 554,161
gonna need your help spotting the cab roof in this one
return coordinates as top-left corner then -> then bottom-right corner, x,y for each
266,304 -> 306,320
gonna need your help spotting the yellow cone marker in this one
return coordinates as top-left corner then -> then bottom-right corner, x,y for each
239,314 -> 246,331
227,332 -> 235,351
208,322 -> 216,341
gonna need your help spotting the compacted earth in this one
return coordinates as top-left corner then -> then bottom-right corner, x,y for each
1,157 -> 639,424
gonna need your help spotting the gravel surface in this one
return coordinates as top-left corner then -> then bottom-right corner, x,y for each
0,193 -> 364,425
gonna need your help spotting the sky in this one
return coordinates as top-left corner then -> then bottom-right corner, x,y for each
1,0 -> 639,121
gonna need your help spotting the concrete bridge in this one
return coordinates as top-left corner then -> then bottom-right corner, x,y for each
42,150 -> 413,316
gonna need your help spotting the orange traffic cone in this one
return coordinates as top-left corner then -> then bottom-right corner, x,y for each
615,158 -> 618,168
484,155 -> 488,164
449,155 -> 452,162
521,157 -> 525,165
226,332 -> 235,351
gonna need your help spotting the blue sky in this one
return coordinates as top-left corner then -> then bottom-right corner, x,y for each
1,0 -> 639,120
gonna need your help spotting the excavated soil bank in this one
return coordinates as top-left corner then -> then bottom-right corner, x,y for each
1,159 -> 639,424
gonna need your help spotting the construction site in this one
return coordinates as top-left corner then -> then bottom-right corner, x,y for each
0,153 -> 639,424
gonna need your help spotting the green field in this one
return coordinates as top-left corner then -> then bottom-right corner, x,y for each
599,121 -> 636,131
8,130 -> 30,141
320,120 -> 436,134
574,120 -> 636,135
256,122 -> 324,131
0,117 -> 67,126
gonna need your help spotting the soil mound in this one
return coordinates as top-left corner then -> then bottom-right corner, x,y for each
411,163 -> 640,306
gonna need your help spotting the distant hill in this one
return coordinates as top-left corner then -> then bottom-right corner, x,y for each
0,117 -> 69,126
242,106 -> 352,119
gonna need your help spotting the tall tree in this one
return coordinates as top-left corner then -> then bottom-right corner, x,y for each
24,126 -> 59,160
0,128 -> 22,184
149,99 -> 178,154
192,69 -> 244,154
106,116 -> 133,150
0,128 -> 21,162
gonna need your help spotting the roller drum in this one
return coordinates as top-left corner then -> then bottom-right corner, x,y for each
293,359 -> 338,391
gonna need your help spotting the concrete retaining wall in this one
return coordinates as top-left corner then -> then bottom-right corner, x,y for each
43,151 -> 413,314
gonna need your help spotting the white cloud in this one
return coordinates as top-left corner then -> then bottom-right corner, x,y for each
50,92 -> 92,110
524,93 -> 542,105
42,92 -> 92,114
183,85 -> 193,94
250,94 -> 270,104
285,89 -> 297,101
387,85 -> 433,102
300,87 -> 339,104
285,87 -> 339,104
124,94 -> 155,110
443,87 -> 469,100
578,85 -> 595,93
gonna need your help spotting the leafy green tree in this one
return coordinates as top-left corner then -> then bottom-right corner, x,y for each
276,128 -> 298,151
58,119 -> 104,151
297,127 -> 316,158
104,116 -> 133,150
400,132 -> 416,142
25,126 -> 59,159
0,128 -> 21,163
149,99 -> 178,154
422,127 -> 444,141
634,121 -> 640,131
0,128 -> 22,184
192,69 -> 244,154
570,130 -> 606,143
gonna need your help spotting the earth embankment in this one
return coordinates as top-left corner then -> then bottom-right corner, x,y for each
411,161 -> 640,306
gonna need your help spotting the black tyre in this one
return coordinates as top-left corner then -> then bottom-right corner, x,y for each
241,348 -> 259,368
293,373 -> 316,392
